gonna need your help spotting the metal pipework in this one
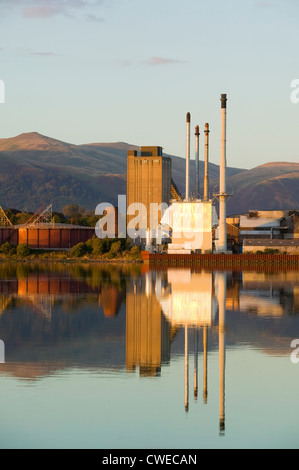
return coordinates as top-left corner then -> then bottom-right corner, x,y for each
185,112 -> 191,201
204,123 -> 210,201
194,125 -> 200,198
218,94 -> 227,252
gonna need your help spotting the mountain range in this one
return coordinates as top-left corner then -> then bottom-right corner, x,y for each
0,132 -> 298,215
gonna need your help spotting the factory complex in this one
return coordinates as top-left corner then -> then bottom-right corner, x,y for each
126,95 -> 299,256
0,94 -> 299,256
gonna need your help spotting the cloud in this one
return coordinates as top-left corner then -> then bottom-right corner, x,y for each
119,57 -> 187,68
143,56 -> 187,66
23,6 -> 64,18
31,51 -> 61,56
16,47 -> 60,57
0,0 -> 106,19
85,14 -> 104,22
119,59 -> 134,67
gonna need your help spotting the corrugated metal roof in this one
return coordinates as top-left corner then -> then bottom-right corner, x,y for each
243,239 -> 299,246
15,223 -> 95,229
240,216 -> 281,228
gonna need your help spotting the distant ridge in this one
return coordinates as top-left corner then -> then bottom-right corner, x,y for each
0,132 -> 298,214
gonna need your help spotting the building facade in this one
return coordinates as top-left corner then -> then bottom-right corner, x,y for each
126,146 -> 171,239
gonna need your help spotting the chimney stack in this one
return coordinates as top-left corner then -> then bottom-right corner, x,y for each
218,94 -> 227,252
204,123 -> 210,201
185,112 -> 191,201
194,125 -> 200,198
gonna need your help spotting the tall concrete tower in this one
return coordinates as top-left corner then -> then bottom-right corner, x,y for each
126,146 -> 171,239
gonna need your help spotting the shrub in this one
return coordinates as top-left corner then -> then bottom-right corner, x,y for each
0,242 -> 16,255
69,242 -> 87,257
130,245 -> 140,255
108,240 -> 122,257
16,244 -> 31,257
91,237 -> 105,255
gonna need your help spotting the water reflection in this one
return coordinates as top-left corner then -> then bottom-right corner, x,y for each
0,263 -> 299,436
134,269 -> 227,432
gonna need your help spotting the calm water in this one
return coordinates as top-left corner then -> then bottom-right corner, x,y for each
0,262 -> 298,449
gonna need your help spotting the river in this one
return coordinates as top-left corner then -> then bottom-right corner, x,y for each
0,262 -> 298,449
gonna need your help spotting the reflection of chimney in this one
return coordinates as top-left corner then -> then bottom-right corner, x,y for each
194,330 -> 198,399
204,123 -> 210,201
185,326 -> 189,412
185,113 -> 191,201
217,272 -> 227,435
203,325 -> 208,404
194,125 -> 200,198
219,94 -> 227,252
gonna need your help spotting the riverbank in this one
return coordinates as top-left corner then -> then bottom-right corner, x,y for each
0,239 -> 142,263
0,253 -> 143,264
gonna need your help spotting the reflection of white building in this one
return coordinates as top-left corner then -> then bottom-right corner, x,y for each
154,268 -> 227,432
156,269 -> 217,327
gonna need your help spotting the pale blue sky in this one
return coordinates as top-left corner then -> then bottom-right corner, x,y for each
0,0 -> 298,169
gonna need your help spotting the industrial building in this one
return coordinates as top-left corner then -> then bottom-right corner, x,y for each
0,205 -> 95,250
226,209 -> 299,253
126,146 -> 172,240
126,95 -> 230,254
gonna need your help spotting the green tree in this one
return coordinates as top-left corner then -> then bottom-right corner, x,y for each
16,244 -> 31,257
62,204 -> 84,218
0,242 -> 16,255
108,240 -> 122,257
69,242 -> 87,257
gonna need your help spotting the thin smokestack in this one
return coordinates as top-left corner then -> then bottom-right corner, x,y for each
185,112 -> 191,201
204,123 -> 210,200
194,125 -> 200,198
219,94 -> 227,252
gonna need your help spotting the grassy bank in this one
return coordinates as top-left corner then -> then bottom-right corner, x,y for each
0,237 -> 143,263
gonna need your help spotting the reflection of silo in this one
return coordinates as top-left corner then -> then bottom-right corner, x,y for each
126,275 -> 171,376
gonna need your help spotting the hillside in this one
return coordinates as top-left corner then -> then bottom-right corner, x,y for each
0,132 -> 298,215
223,162 -> 299,214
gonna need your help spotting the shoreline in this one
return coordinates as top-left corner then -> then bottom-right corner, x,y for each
141,251 -> 299,270
0,256 -> 143,264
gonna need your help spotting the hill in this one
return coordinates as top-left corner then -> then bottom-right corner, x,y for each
223,162 -> 299,214
0,132 -> 298,215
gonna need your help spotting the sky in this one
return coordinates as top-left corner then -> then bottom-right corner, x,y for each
0,0 -> 298,169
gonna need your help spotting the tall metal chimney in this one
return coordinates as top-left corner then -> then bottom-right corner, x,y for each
185,112 -> 191,201
194,125 -> 200,198
218,94 -> 227,252
204,123 -> 210,201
